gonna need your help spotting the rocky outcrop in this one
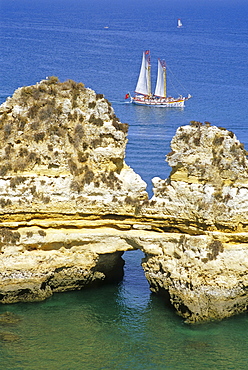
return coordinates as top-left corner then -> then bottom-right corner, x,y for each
0,79 -> 247,324
0,77 -> 147,303
0,77 -> 147,216
141,123 -> 248,323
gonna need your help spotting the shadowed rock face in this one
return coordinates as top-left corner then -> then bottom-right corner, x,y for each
0,79 -> 248,324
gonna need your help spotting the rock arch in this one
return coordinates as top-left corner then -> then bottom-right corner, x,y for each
0,80 -> 248,323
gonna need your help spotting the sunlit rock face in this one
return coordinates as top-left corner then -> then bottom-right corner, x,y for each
149,123 -> 248,227
0,78 -> 147,304
142,123 -> 248,323
0,80 -> 248,324
0,77 -> 147,216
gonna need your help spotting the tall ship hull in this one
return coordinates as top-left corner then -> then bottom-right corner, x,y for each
131,96 -> 189,107
127,50 -> 191,108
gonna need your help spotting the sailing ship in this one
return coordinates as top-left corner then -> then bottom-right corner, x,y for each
177,19 -> 183,28
127,51 -> 191,108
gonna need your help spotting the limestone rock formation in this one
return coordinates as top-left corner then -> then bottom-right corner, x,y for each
0,77 -> 147,216
0,77 -> 147,304
0,79 -> 248,324
142,123 -> 248,323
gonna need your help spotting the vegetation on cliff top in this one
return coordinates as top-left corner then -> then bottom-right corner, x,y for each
0,77 -> 128,192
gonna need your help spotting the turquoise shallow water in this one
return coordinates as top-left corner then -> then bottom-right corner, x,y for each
0,0 -> 248,368
1,250 -> 248,370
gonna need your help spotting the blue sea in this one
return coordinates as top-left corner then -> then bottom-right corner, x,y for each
0,0 -> 248,368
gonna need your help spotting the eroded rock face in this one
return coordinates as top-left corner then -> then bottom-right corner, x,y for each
149,124 -> 248,228
142,123 -> 248,323
0,77 -> 147,303
0,77 -> 147,216
0,80 -> 248,324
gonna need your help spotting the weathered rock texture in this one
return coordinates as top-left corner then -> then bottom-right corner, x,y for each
0,77 -> 147,303
142,123 -> 248,323
0,79 -> 247,324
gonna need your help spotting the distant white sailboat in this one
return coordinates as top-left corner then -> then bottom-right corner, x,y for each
177,19 -> 183,28
126,50 -> 191,108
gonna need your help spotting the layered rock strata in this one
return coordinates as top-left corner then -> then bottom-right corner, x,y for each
0,79 -> 247,324
0,77 -> 147,303
142,123 -> 248,323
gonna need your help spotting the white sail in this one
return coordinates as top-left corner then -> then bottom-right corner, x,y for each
177,19 -> 182,27
154,59 -> 166,98
135,51 -> 150,95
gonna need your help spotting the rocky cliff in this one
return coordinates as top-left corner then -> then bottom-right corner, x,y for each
0,77 -> 147,303
141,123 -> 248,323
0,79 -> 247,324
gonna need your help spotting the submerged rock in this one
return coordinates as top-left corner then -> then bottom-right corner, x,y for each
0,331 -> 20,342
0,79 -> 248,324
0,311 -> 21,326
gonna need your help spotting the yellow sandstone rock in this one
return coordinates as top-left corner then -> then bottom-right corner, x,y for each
0,78 -> 248,323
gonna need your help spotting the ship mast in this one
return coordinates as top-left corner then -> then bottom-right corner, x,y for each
161,60 -> 167,98
147,51 -> 152,96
